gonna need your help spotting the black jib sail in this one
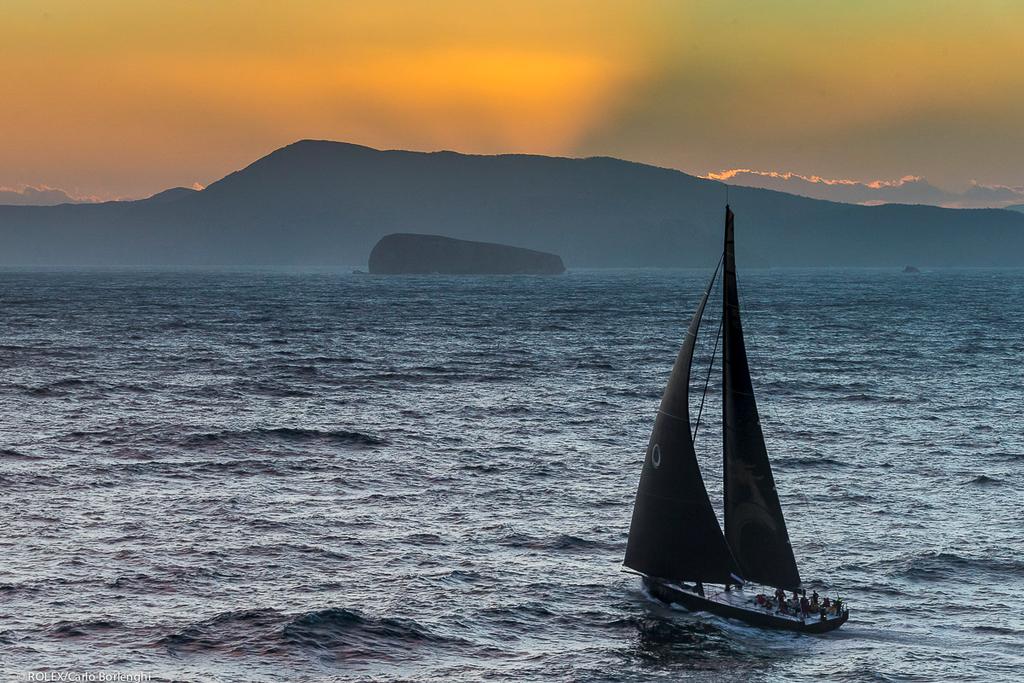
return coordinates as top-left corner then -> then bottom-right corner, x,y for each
624,263 -> 743,585
721,206 -> 802,590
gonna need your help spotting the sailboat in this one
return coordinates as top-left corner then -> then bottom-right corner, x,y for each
624,205 -> 849,633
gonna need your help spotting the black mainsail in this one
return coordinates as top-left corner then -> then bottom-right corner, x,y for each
624,264 -> 742,585
721,206 -> 802,590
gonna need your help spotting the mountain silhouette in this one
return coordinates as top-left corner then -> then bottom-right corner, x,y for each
2,139 -> 1023,266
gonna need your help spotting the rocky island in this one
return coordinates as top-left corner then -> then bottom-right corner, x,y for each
368,233 -> 565,275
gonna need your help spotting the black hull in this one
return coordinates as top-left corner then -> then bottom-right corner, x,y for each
644,577 -> 849,634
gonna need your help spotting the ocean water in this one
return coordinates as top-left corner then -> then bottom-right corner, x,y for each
0,267 -> 1022,682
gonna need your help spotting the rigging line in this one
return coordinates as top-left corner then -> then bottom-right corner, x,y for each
692,313 -> 723,444
692,257 -> 725,444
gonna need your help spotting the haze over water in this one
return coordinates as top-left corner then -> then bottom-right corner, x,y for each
1,267 -> 1022,681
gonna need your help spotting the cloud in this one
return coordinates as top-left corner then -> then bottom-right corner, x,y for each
702,169 -> 1024,209
0,184 -> 102,206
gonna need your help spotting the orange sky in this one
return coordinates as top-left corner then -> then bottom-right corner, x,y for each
3,1 -> 1023,199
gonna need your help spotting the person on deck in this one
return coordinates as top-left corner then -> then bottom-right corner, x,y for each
799,595 -> 810,618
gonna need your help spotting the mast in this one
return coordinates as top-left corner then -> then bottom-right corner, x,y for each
722,205 -> 802,590
624,263 -> 742,585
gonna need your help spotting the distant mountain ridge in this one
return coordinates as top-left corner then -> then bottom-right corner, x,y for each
2,139 -> 1023,266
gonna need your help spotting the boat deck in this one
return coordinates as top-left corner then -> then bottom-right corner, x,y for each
661,581 -> 848,628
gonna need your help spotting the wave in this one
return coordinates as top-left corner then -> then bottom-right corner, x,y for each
966,474 -> 1003,486
0,448 -> 45,461
440,569 -> 483,584
188,459 -> 284,476
477,604 -> 555,628
19,377 -> 103,397
403,532 -> 444,546
182,427 -> 384,448
499,532 -> 617,552
281,364 -> 318,376
238,381 -> 318,398
355,368 -> 483,385
497,405 -> 531,416
106,573 -> 169,591
282,608 -> 452,654
780,456 -> 850,469
991,451 -> 1024,461
50,378 -> 93,388
493,444 -> 527,453
608,614 -> 721,648
461,463 -> 500,473
47,619 -> 124,637
0,581 -> 41,596
307,355 -> 358,364
890,551 -> 1024,581
612,388 -> 662,399
246,542 -> 350,562
0,472 -> 61,487
575,360 -> 615,370
972,625 -> 1023,636
158,607 -> 456,659
157,608 -> 283,653
837,393 -> 917,404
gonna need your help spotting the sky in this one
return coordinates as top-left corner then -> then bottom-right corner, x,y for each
3,1 -> 1023,205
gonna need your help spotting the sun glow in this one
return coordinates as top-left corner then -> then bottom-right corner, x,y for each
3,1 -> 1023,198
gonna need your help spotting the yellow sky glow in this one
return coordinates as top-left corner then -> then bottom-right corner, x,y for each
2,1 -> 1022,198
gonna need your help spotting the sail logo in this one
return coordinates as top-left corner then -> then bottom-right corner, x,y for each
651,444 -> 661,468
